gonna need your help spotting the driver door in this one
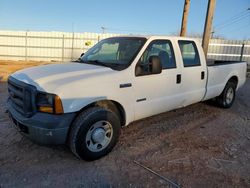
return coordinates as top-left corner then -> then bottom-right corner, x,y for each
133,40 -> 182,121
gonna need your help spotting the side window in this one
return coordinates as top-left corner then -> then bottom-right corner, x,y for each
178,41 -> 200,67
136,40 -> 176,76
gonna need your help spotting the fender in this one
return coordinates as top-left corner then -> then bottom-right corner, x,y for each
67,96 -> 133,126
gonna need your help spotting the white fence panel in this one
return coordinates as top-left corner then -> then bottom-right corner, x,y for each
0,30 -> 249,65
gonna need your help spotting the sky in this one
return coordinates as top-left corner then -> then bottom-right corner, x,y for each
0,0 -> 249,40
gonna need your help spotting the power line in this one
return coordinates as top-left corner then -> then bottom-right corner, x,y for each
215,11 -> 250,30
211,8 -> 250,40
214,8 -> 250,28
214,12 -> 250,31
219,23 -> 250,34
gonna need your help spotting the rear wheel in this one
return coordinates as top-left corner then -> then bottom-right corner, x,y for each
68,107 -> 121,161
216,81 -> 236,108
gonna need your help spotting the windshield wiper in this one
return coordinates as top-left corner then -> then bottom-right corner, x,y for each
87,60 -> 113,68
79,59 -> 125,70
79,59 -> 108,67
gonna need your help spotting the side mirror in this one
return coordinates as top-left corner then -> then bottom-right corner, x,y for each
149,55 -> 162,74
135,55 -> 162,76
77,53 -> 85,62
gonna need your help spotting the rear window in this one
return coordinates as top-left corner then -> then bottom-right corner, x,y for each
178,41 -> 200,67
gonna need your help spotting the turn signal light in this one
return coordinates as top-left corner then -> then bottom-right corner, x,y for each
39,106 -> 53,113
54,95 -> 64,114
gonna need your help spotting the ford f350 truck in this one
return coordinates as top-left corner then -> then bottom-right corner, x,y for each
7,36 -> 247,160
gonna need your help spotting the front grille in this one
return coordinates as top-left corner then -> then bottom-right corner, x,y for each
8,77 -> 36,117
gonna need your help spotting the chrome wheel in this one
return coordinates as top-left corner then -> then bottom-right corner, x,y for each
226,87 -> 234,104
85,120 -> 113,152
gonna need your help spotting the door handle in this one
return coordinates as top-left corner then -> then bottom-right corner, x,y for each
176,74 -> 181,84
201,71 -> 205,80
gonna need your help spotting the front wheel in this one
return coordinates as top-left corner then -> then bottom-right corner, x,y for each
216,82 -> 236,108
68,107 -> 121,161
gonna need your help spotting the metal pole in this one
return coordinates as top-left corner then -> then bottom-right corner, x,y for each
71,32 -> 74,61
180,0 -> 190,37
240,43 -> 245,61
101,26 -> 106,34
134,161 -> 180,188
62,34 -> 65,62
25,31 -> 28,61
202,0 -> 217,58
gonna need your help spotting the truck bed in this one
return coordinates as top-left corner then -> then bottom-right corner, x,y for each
204,60 -> 247,101
207,60 -> 245,66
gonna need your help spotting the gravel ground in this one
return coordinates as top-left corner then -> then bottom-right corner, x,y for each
0,79 -> 250,188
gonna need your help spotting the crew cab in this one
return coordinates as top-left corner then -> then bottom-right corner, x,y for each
7,36 -> 247,160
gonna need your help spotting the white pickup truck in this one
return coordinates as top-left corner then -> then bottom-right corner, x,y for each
7,36 -> 247,160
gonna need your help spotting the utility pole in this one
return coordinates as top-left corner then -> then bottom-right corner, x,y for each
202,0 -> 216,58
180,0 -> 190,36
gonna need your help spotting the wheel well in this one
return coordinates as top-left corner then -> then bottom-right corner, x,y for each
228,76 -> 238,87
76,100 -> 126,126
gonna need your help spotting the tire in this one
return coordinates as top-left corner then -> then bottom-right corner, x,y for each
216,81 -> 236,108
68,107 -> 121,161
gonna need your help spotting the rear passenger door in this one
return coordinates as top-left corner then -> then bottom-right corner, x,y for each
133,40 -> 182,120
178,40 -> 207,106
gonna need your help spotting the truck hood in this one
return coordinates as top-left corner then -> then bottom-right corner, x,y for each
11,62 -> 113,92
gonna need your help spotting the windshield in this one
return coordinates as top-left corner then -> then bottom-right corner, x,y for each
80,37 -> 146,70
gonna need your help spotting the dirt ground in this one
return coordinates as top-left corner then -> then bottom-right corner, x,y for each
0,61 -> 250,188
0,60 -> 57,82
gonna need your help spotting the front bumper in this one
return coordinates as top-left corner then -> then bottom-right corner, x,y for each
7,99 -> 76,145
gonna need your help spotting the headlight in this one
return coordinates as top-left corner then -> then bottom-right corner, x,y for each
36,92 -> 64,114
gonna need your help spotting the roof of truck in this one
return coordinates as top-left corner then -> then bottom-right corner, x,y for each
109,35 -> 199,41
